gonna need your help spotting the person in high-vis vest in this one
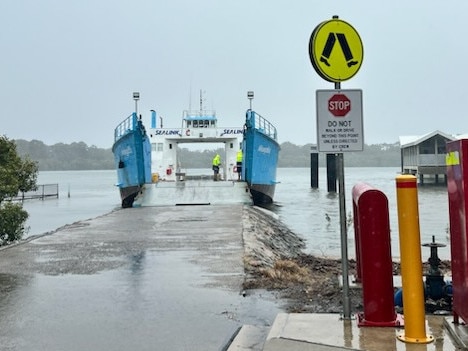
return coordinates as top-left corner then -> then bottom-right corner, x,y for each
236,149 -> 243,181
212,153 -> 221,181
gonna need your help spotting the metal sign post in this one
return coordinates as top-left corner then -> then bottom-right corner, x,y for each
309,15 -> 364,320
334,81 -> 351,319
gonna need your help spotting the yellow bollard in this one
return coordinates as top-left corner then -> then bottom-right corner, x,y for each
395,175 -> 433,344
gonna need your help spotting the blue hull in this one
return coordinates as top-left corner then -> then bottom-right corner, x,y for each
112,113 -> 151,208
243,110 -> 280,204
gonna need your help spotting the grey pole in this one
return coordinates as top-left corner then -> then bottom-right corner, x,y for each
133,92 -> 140,116
247,91 -> 254,110
335,80 -> 351,320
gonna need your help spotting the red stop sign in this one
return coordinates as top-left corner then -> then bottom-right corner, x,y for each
328,94 -> 351,117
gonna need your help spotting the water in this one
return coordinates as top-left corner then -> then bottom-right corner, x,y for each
22,167 -> 451,260
273,167 -> 451,260
22,170 -> 121,237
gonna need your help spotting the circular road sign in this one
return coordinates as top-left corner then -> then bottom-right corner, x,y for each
309,17 -> 363,82
328,94 -> 351,117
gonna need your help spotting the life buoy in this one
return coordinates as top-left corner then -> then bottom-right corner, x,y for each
166,168 -> 172,175
185,129 -> 190,136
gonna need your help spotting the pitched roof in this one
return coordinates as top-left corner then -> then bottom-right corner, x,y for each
399,130 -> 456,148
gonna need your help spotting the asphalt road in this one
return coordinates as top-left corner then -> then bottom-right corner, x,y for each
0,205 -> 283,351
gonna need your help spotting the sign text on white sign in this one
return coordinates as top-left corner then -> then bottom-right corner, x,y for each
316,89 -> 363,152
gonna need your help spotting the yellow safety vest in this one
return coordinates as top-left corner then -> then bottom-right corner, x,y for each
236,150 -> 243,162
212,154 -> 221,166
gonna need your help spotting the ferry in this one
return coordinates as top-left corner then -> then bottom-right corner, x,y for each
112,113 -> 152,208
243,109 -> 280,204
112,94 -> 279,207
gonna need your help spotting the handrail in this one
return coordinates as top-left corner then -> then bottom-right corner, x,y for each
246,110 -> 277,141
114,113 -> 137,142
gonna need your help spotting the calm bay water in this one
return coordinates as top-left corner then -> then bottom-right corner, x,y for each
273,167 -> 450,261
23,167 -> 451,260
22,170 -> 121,237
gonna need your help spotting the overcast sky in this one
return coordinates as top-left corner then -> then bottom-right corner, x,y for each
2,1 -> 467,148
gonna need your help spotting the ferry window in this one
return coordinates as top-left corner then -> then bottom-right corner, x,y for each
230,143 -> 233,148
169,143 -> 172,149
193,120 -> 198,128
156,143 -> 163,152
204,120 -> 209,128
187,121 -> 191,127
211,120 -> 216,127
151,143 -> 157,152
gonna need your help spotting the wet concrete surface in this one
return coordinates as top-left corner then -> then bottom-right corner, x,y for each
260,313 -> 462,351
0,205 -> 284,351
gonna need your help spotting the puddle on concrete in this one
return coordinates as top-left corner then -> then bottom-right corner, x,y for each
0,251 -> 283,351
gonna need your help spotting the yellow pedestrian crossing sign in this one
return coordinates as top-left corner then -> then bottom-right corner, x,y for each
309,17 -> 363,82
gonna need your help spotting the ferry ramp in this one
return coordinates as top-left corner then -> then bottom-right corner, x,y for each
134,180 -> 252,206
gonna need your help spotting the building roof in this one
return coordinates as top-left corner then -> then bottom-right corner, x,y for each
399,130 -> 457,148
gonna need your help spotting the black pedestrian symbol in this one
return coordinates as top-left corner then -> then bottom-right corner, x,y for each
320,32 -> 358,68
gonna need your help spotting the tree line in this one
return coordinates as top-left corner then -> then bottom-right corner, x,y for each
14,140 -> 114,170
13,139 -> 401,171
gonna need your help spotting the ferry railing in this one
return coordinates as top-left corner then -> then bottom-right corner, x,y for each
114,113 -> 137,142
248,110 -> 277,140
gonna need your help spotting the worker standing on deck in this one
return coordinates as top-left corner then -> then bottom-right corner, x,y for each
236,149 -> 243,181
212,153 -> 221,181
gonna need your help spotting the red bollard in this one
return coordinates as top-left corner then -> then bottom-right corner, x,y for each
447,140 -> 468,325
352,198 -> 362,283
352,182 -> 402,327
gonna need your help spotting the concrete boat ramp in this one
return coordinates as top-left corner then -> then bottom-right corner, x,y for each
0,204 -> 466,350
0,204 -> 281,351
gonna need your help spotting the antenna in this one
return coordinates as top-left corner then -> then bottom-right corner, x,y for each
199,89 -> 203,111
188,80 -> 192,110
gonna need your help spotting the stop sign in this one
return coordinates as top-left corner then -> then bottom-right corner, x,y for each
328,94 -> 351,117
